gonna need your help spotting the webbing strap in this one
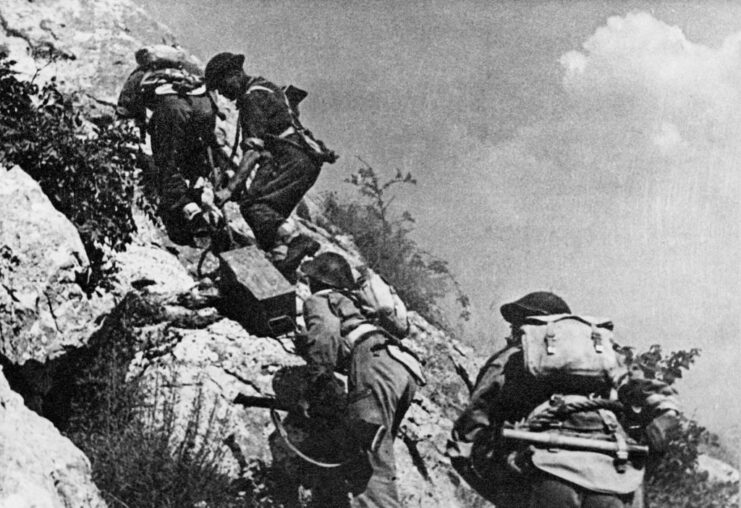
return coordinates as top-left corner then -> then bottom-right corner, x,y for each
270,409 -> 349,469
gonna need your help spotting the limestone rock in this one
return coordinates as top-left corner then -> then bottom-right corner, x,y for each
0,367 -> 106,508
0,0 -> 178,113
0,166 -> 97,366
696,453 -> 740,484
127,316 -> 305,477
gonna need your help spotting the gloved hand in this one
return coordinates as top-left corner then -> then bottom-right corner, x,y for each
645,410 -> 680,455
201,207 -> 224,229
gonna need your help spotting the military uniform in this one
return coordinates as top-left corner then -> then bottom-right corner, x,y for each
233,76 -> 324,251
147,93 -> 217,243
447,292 -> 680,508
300,289 -> 417,508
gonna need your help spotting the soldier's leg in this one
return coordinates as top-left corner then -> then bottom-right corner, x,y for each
239,148 -> 320,251
582,490 -> 635,508
253,145 -> 322,218
347,337 -> 416,508
528,476 -> 581,508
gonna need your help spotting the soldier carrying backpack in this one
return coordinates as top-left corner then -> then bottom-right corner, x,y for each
203,52 -> 338,279
446,291 -> 681,508
295,252 -> 424,508
116,45 -> 261,247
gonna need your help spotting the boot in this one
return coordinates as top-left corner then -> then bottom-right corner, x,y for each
273,234 -> 320,282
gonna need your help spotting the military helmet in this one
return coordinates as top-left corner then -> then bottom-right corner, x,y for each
301,252 -> 355,290
500,291 -> 571,324
204,52 -> 245,90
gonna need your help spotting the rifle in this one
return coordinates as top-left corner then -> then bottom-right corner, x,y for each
502,427 -> 649,456
233,393 -> 291,412
232,393 -> 350,469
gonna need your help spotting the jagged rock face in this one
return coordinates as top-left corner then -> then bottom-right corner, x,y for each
0,166 -> 99,366
114,218 -> 477,507
0,0 -> 176,113
0,367 -> 106,508
697,454 -> 740,485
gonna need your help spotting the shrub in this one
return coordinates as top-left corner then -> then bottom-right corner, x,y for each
0,54 -> 141,290
322,160 -> 470,331
631,346 -> 740,507
61,294 -> 266,507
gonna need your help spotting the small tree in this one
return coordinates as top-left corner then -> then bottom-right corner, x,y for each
632,346 -> 739,507
0,54 -> 142,290
323,159 -> 470,331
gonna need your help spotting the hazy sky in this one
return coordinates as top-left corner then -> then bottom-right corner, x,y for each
137,0 -> 741,448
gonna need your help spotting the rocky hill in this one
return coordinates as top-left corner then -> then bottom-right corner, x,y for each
0,1 -> 481,506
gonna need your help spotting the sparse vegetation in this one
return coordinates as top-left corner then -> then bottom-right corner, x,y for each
0,54 -> 142,290
629,345 -> 740,507
322,160 -> 470,332
61,294 -> 281,508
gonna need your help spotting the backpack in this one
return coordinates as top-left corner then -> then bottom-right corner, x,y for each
353,268 -> 410,339
241,82 -> 337,164
519,314 -> 621,384
116,45 -> 205,120
138,67 -> 205,100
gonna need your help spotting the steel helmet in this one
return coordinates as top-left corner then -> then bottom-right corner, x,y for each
301,252 -> 355,290
500,291 -> 571,324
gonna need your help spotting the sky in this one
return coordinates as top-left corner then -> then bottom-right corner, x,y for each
136,0 -> 741,451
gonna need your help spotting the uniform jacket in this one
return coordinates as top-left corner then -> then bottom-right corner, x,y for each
298,290 -> 367,384
148,94 -> 216,212
447,342 -> 679,497
236,76 -> 296,152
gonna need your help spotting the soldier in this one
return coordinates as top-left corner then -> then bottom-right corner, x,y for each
446,291 -> 681,508
298,252 -> 423,507
117,54 -> 227,246
204,52 -> 336,276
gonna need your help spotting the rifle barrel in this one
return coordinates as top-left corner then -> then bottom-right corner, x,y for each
233,393 -> 291,412
502,428 -> 648,455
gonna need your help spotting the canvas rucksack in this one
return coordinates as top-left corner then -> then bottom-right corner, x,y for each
116,45 -> 205,121
519,314 -> 622,385
353,268 -> 410,339
138,67 -> 205,100
240,81 -> 337,164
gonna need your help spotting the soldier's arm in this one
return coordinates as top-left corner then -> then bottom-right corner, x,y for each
614,354 -> 681,454
614,360 -> 681,420
447,347 -> 513,458
299,295 -> 343,384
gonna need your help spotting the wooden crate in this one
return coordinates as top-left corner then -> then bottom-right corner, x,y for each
218,246 -> 296,336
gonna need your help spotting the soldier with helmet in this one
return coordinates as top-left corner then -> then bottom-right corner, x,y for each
447,291 -> 681,508
203,52 -> 337,277
297,252 -> 423,508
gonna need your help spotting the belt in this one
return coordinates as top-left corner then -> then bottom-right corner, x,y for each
346,323 -> 383,346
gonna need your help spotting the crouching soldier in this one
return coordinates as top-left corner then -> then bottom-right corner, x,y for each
446,291 -> 681,508
298,253 -> 424,507
204,52 -> 337,276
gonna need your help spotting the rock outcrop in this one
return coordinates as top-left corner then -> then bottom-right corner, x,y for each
0,0 -> 176,115
0,366 -> 105,508
0,166 -> 103,366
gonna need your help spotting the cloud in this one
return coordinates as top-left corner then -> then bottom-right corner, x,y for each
442,11 -> 741,443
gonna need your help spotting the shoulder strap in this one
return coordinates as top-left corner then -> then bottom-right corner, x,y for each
246,84 -> 275,95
